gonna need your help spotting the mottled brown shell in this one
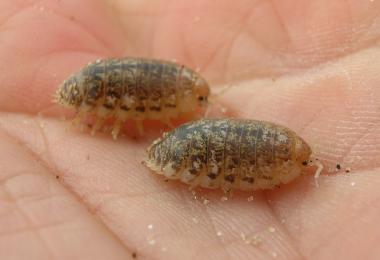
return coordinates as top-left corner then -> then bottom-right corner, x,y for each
55,57 -> 210,138
146,119 -> 312,192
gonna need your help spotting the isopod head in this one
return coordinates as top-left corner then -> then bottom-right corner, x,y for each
193,77 -> 210,107
55,76 -> 83,108
294,137 -> 312,165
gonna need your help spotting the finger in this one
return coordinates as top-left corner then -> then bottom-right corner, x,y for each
267,167 -> 380,259
0,0 -> 125,114
0,128 -> 132,259
112,0 -> 380,83
218,47 -> 380,172
0,113 -> 302,259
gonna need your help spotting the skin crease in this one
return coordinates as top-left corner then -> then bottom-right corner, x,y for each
0,0 -> 379,259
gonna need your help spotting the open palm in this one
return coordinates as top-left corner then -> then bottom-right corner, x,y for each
1,1 -> 379,259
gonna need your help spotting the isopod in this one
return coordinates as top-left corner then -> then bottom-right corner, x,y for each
145,118 -> 323,193
55,57 -> 210,138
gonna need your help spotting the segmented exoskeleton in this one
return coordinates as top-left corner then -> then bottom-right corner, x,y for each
146,119 -> 322,193
55,57 -> 210,138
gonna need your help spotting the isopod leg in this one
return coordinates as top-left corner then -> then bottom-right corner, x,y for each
91,118 -> 105,136
163,117 -> 174,128
111,119 -> 123,140
69,111 -> 86,128
221,185 -> 234,198
188,182 -> 199,192
135,120 -> 144,136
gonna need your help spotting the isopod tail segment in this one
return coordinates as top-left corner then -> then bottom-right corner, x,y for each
204,84 -> 236,118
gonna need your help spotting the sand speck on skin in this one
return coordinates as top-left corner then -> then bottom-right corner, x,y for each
220,196 -> 228,202
268,226 -> 276,233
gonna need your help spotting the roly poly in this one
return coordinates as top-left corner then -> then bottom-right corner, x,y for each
145,118 -> 323,193
55,57 -> 210,139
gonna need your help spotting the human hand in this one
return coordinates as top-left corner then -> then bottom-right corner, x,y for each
0,1 -> 379,259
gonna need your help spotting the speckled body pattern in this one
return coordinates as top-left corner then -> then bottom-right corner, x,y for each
146,119 -> 312,192
56,58 -> 210,138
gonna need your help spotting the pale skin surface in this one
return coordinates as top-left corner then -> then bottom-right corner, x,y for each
0,0 -> 379,259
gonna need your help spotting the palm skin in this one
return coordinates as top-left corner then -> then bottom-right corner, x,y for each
0,0 -> 379,259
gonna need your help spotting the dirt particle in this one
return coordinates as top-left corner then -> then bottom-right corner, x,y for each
220,107 -> 227,114
251,235 -> 262,245
132,252 -> 137,258
268,226 -> 276,233
241,232 -> 262,245
336,164 -> 341,170
190,190 -> 198,200
220,196 -> 228,202
250,235 -> 262,245
202,197 -> 210,205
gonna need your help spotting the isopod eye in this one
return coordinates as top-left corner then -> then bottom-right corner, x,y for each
198,96 -> 208,102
